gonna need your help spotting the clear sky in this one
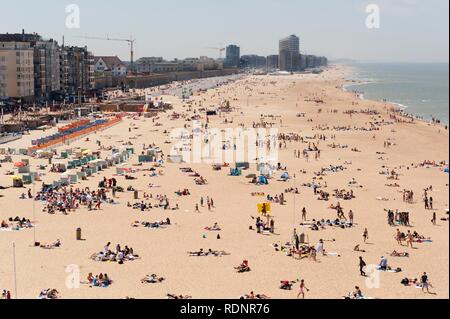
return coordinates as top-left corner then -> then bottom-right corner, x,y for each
1,0 -> 448,62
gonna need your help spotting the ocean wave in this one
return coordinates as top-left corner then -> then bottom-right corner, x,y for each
391,102 -> 408,110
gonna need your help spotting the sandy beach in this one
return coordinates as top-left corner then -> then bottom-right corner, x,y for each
0,64 -> 448,300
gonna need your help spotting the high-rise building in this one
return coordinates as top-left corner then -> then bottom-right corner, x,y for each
299,54 -> 307,71
0,31 -> 95,100
60,46 -> 95,95
224,45 -> 240,68
266,55 -> 279,71
0,31 -> 61,99
34,39 -> 61,99
279,35 -> 300,72
0,41 -> 35,99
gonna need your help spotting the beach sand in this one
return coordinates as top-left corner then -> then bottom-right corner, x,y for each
0,65 -> 448,299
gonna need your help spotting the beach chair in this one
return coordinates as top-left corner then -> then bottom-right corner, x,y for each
22,174 -> 32,185
77,171 -> 86,180
18,166 -> 31,174
69,174 -> 78,184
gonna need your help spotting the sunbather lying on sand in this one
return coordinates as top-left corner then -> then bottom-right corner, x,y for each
188,249 -> 228,257
194,177 -> 208,185
38,289 -> 60,299
131,219 -> 171,228
167,294 -> 192,299
400,278 -> 419,286
141,274 -> 165,284
205,223 -> 221,231
175,189 -> 191,196
390,251 -> 410,258
279,280 -> 297,290
240,292 -> 270,299
40,239 -> 61,249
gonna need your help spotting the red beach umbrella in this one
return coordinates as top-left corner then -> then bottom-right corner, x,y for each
14,162 -> 25,168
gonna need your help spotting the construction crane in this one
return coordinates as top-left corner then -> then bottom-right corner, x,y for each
206,46 -> 226,59
74,35 -> 136,71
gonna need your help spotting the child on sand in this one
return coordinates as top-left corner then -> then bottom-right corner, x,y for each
363,228 -> 369,243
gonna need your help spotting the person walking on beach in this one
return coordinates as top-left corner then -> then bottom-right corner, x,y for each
421,272 -> 433,294
431,212 -> 437,225
316,239 -> 325,256
301,207 -> 307,221
349,210 -> 354,224
297,280 -> 309,299
396,229 -> 403,246
359,257 -> 367,277
293,229 -> 300,250
195,204 -> 200,213
363,228 -> 369,243
406,231 -> 414,249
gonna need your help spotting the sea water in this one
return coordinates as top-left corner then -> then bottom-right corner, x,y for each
345,63 -> 449,124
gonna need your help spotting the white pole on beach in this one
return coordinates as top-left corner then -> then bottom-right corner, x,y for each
12,242 -> 17,299
33,181 -> 36,244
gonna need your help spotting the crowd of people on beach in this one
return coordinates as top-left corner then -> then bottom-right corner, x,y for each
0,217 -> 33,231
91,242 -> 140,264
37,185 -> 114,215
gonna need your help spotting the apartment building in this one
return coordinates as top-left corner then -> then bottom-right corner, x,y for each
34,39 -> 61,99
61,46 -> 95,95
0,41 -> 34,99
279,35 -> 300,72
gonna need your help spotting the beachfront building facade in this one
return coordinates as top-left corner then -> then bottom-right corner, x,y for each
136,57 -> 164,73
178,58 -> 200,72
197,56 -> 222,71
279,35 -> 300,72
136,56 -> 223,74
94,56 -> 127,77
240,55 -> 267,70
61,46 -> 95,95
224,45 -> 240,68
0,41 -> 35,99
0,31 -> 96,100
0,32 -> 61,100
266,55 -> 279,71
33,39 -> 61,99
